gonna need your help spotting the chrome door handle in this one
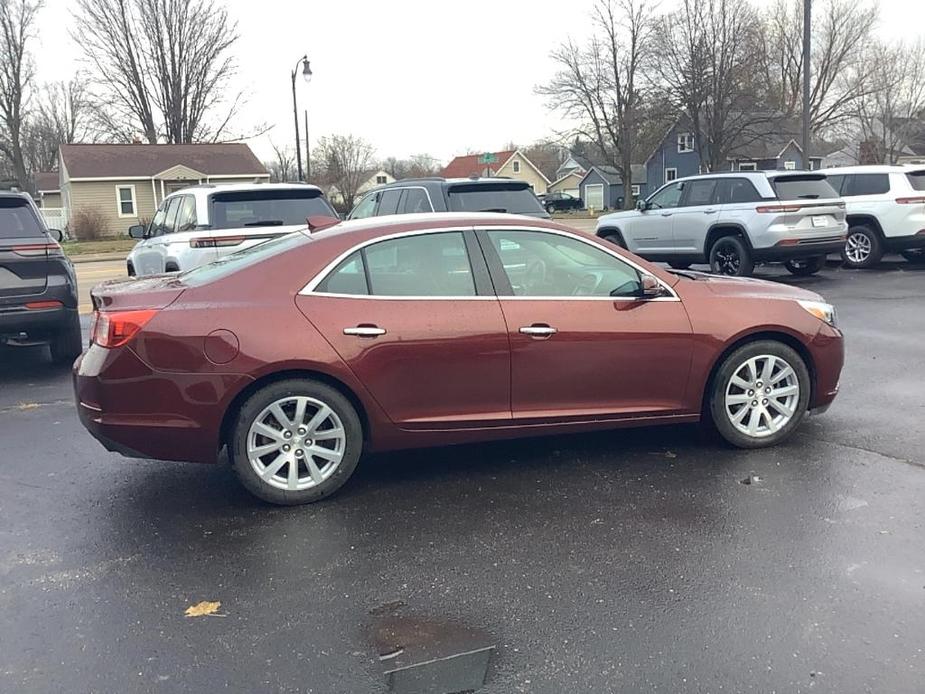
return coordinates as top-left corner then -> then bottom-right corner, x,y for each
343,326 -> 386,337
519,325 -> 557,336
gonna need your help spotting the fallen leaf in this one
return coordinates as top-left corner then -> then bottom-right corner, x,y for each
18,402 -> 40,411
184,600 -> 221,617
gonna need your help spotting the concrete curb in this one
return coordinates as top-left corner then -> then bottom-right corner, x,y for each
69,252 -> 127,264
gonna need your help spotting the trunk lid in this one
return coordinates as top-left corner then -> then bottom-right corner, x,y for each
0,198 -> 53,300
91,274 -> 187,311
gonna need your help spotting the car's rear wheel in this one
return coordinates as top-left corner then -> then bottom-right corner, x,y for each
841,225 -> 882,269
49,312 -> 83,364
231,379 -> 362,505
709,340 -> 811,449
784,255 -> 826,276
709,236 -> 754,277
900,248 -> 925,263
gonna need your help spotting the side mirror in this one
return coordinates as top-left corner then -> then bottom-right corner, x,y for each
128,224 -> 146,239
639,273 -> 665,298
47,228 -> 63,242
636,198 -> 648,212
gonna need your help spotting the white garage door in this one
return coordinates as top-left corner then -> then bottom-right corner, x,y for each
585,184 -> 604,210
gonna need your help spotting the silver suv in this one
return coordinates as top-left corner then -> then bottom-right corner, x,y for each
595,171 -> 847,276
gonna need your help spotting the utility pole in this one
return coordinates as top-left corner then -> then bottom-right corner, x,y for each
304,110 -> 310,180
802,0 -> 812,168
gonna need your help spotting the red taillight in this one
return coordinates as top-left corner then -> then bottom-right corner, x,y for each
24,300 -> 63,310
11,242 -> 63,257
190,236 -> 246,248
896,196 -> 925,205
756,205 -> 802,213
90,309 -> 157,348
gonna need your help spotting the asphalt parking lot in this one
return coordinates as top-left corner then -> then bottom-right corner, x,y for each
1,259 -> 923,693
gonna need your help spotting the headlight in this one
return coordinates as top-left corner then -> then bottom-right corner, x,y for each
797,299 -> 837,327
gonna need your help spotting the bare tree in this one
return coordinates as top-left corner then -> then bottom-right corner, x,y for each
315,134 -> 374,210
854,40 -> 925,164
537,0 -> 655,209
266,142 -> 297,182
24,80 -> 94,173
761,0 -> 877,133
0,0 -> 42,188
381,154 -> 441,180
73,0 -> 243,143
652,0 -> 772,171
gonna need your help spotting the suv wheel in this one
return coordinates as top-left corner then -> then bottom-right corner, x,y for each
900,248 -> 925,264
709,236 -> 754,277
842,225 -> 882,269
231,379 -> 363,505
545,203 -> 556,214
709,340 -> 811,448
50,312 -> 83,364
784,255 -> 826,276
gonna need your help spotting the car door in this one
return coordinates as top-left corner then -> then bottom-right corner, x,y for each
296,229 -> 511,427
623,182 -> 684,255
478,227 -> 693,420
669,178 -> 720,254
132,199 -> 178,275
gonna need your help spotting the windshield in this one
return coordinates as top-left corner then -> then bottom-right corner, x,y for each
181,231 -> 309,287
446,183 -> 546,215
771,175 -> 839,201
907,170 -> 925,191
209,189 -> 336,229
0,198 -> 44,238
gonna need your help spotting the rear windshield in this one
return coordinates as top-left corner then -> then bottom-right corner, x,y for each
181,231 -> 309,287
209,189 -> 336,230
907,170 -> 925,192
771,175 -> 839,201
0,198 -> 44,238
446,183 -> 545,215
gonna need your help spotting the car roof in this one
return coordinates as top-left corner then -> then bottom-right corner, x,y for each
817,164 -> 923,174
0,190 -> 33,200
165,182 -> 324,201
367,176 -> 533,193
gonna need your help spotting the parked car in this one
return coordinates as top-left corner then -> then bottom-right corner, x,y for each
347,177 -> 549,220
540,192 -> 584,214
816,165 -> 925,268
126,183 -> 337,276
0,191 -> 81,363
75,212 -> 844,505
596,171 -> 847,277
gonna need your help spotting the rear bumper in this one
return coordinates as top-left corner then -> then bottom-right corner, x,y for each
0,305 -> 76,341
73,344 -> 252,464
752,236 -> 846,262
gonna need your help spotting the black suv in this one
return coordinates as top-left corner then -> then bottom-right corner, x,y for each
0,192 -> 81,363
347,177 -> 550,220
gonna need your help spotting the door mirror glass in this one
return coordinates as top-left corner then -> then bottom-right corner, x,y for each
47,228 -> 63,242
128,224 -> 146,239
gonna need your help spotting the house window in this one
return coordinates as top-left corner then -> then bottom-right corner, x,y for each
631,184 -> 641,197
375,175 -> 387,185
738,162 -> 757,171
677,133 -> 695,153
116,185 -> 137,217
665,168 -> 678,182
512,160 -> 521,174
784,160 -> 796,170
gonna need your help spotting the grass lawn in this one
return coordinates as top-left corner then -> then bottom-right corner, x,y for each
61,238 -> 138,257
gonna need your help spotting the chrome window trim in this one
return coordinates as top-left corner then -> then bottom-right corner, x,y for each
298,224 -> 680,302
387,185 -> 436,213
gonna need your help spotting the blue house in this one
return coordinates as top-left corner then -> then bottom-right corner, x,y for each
578,165 -> 648,211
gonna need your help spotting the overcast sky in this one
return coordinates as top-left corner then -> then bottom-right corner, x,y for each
33,0 -> 925,166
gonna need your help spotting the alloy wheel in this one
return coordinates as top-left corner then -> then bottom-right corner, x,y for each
714,245 -> 741,275
724,354 -> 800,438
246,396 -> 346,491
845,231 -> 872,264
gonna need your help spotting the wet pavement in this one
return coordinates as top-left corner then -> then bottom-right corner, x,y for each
1,261 -> 923,693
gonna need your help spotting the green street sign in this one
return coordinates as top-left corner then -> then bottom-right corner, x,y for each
478,153 -> 497,165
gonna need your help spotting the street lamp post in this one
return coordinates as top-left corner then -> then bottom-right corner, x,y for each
802,0 -> 811,168
290,55 -> 313,181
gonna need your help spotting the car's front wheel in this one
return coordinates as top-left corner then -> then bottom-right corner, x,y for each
545,203 -> 556,214
709,340 -> 811,448
231,379 -> 363,505
784,255 -> 826,276
842,225 -> 882,269
709,236 -> 754,277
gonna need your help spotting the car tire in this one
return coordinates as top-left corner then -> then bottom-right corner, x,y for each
841,225 -> 882,269
668,262 -> 691,270
545,204 -> 556,214
900,248 -> 925,263
709,236 -> 754,277
127,261 -> 135,277
602,231 -> 625,249
49,312 -> 83,364
230,378 -> 363,505
784,255 -> 826,276
709,340 -> 811,449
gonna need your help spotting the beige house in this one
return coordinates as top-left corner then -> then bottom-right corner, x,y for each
59,143 -> 269,236
441,149 -> 551,194
547,171 -> 583,198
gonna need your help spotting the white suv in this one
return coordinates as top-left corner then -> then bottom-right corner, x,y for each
595,171 -> 847,277
126,183 -> 337,276
816,165 -> 925,268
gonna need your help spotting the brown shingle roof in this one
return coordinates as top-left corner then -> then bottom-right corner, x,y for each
441,150 -> 516,178
60,143 -> 268,179
34,171 -> 60,191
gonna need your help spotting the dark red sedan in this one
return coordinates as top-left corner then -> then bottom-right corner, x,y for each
74,213 -> 844,505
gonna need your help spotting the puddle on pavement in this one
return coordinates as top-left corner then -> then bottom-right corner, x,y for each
368,606 -> 495,694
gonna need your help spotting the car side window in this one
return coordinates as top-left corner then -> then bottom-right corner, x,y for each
718,178 -> 762,204
682,179 -> 718,207
314,232 -> 476,297
376,189 -> 402,216
825,175 -> 845,194
161,197 -> 182,235
647,182 -> 684,209
176,196 -> 198,232
486,230 -> 641,298
844,174 -> 890,196
349,192 -> 377,220
401,188 -> 433,214
148,202 -> 168,237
